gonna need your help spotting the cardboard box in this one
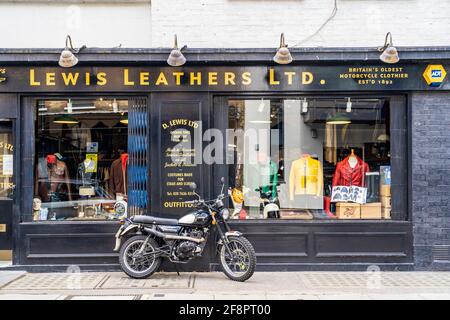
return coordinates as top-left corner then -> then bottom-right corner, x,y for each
380,184 -> 391,197
336,203 -> 361,219
382,207 -> 391,219
381,196 -> 391,208
361,202 -> 382,219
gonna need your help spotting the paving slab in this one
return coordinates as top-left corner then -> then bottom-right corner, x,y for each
0,293 -> 64,300
142,293 -> 214,300
68,295 -> 137,300
0,271 -> 26,288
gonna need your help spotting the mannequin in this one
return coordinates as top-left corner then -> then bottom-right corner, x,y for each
289,153 -> 323,201
332,150 -> 370,187
36,154 -> 72,202
348,149 -> 358,168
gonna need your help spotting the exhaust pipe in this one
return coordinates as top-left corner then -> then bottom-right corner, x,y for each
144,227 -> 205,243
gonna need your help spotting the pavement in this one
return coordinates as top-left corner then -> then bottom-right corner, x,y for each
1,271 -> 450,300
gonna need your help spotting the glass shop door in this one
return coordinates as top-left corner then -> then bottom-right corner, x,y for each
0,120 -> 15,262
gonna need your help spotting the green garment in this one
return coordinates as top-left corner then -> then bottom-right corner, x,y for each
248,160 -> 278,198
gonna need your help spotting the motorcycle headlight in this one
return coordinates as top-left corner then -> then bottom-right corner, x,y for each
221,208 -> 230,220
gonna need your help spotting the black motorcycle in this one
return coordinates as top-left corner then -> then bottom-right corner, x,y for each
114,178 -> 256,282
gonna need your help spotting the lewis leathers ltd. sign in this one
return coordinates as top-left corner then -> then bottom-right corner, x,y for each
0,64 -> 448,92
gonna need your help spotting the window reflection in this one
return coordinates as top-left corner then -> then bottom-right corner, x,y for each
33,98 -> 129,221
227,98 -> 392,220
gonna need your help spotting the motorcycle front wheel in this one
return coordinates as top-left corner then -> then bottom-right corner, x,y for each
119,235 -> 161,279
219,236 -> 256,282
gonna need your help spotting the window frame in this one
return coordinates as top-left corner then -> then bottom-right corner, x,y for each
21,94 -> 150,223
213,93 -> 409,222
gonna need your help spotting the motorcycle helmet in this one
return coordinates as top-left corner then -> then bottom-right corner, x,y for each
231,188 -> 244,204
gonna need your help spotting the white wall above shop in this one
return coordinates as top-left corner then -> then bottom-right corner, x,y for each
0,0 -> 448,49
150,0 -> 450,48
0,2 -> 152,48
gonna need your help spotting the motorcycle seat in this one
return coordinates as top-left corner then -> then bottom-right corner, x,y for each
131,215 -> 179,226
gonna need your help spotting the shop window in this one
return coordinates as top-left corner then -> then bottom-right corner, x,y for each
33,98 -> 130,221
227,98 -> 401,221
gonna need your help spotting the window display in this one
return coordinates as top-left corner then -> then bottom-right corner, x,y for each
227,98 -> 396,220
33,98 -> 129,221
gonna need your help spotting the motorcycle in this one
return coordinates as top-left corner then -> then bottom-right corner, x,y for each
113,177 -> 257,282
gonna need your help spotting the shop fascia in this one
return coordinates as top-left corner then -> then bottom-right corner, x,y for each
28,68 -> 314,87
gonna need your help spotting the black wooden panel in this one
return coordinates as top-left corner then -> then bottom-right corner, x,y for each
0,94 -> 17,118
314,232 -> 408,257
0,201 -> 12,250
17,219 -> 412,269
150,93 -> 210,219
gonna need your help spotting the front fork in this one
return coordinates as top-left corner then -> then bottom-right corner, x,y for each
215,217 -> 242,255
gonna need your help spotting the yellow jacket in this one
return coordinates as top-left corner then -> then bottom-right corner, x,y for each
289,156 -> 323,200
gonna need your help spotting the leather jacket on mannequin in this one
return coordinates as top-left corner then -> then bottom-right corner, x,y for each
332,155 -> 370,187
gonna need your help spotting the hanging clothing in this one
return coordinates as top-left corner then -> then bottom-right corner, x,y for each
289,155 -> 323,200
71,123 -> 92,150
109,154 -> 128,196
325,124 -> 337,164
332,155 -> 370,187
247,160 -> 278,198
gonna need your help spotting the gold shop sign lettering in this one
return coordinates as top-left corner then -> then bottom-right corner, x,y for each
0,68 -> 6,84
0,65 -> 448,92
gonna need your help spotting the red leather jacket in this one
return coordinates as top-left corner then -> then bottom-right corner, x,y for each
332,156 -> 370,187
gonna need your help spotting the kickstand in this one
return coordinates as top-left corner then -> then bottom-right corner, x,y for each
175,264 -> 180,276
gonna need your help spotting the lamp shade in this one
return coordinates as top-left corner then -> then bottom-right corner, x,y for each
167,49 -> 186,67
326,113 -> 351,125
120,115 -> 128,125
59,49 -> 78,68
53,115 -> 79,124
379,46 -> 399,64
167,34 -> 186,67
273,33 -> 293,65
379,32 -> 399,64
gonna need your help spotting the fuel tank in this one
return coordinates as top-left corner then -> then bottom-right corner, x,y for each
178,209 -> 211,227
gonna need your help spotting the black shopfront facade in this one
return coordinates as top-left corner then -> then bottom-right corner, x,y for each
0,48 -> 449,272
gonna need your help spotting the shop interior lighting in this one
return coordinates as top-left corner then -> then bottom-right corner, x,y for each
53,114 -> 79,124
326,113 -> 351,125
301,98 -> 308,113
120,114 -> 128,125
378,32 -> 399,64
257,99 -> 266,112
66,99 -> 73,114
346,97 -> 352,113
112,98 -> 119,113
273,33 -> 293,65
167,34 -> 187,67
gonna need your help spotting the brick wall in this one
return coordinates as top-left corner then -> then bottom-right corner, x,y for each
151,0 -> 450,48
412,92 -> 450,270
0,0 -> 449,48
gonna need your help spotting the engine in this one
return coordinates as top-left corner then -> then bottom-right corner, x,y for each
174,229 -> 205,260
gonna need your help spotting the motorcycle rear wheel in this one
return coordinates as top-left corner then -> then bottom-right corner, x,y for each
119,235 -> 161,279
219,236 -> 256,282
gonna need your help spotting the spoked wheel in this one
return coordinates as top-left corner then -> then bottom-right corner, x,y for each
119,235 -> 161,279
220,236 -> 256,282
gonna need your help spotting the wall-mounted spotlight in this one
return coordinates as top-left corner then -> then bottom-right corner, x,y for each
167,34 -> 187,67
346,97 -> 352,113
273,33 -> 293,65
301,98 -> 308,113
257,99 -> 266,113
67,98 -> 73,114
112,98 -> 119,113
59,35 -> 86,68
378,32 -> 399,64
